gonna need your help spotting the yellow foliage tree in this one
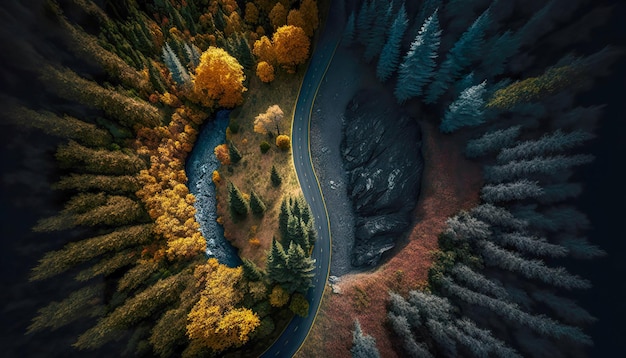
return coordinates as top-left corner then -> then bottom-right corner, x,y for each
254,105 -> 284,135
256,61 -> 275,83
287,10 -> 306,32
276,134 -> 291,151
212,170 -> 221,184
187,259 -> 260,352
252,36 -> 276,64
299,0 -> 319,37
272,26 -> 310,72
269,3 -> 287,29
269,284 -> 289,307
192,47 -> 246,108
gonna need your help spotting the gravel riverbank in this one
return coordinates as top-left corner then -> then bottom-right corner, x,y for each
310,45 -> 369,276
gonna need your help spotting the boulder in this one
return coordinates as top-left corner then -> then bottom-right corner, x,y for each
341,90 -> 423,267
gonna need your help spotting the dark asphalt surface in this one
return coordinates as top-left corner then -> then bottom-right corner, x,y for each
260,1 -> 345,357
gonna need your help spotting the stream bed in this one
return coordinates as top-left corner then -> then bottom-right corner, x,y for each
186,110 -> 241,267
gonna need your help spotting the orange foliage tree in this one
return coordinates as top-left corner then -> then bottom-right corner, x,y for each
186,258 -> 260,353
276,134 -> 291,151
287,10 -> 306,31
214,143 -> 231,165
252,36 -> 276,64
244,2 -> 259,25
269,3 -> 287,29
299,0 -> 319,37
256,61 -> 275,83
272,25 -> 310,72
192,47 -> 246,108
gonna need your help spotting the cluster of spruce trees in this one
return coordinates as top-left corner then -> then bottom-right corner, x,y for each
344,0 -> 615,357
268,196 -> 317,293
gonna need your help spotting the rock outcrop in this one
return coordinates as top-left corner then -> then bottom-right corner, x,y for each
341,90 -> 423,267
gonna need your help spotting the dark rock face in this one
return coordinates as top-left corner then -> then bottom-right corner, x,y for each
341,90 -> 423,267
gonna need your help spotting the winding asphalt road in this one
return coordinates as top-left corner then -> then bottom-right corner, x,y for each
260,1 -> 345,357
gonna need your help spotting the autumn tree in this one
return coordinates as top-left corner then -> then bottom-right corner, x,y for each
269,2 -> 287,29
272,25 -> 310,72
244,2 -> 259,25
187,259 -> 260,353
252,36 -> 276,64
299,0 -> 319,37
254,105 -> 284,136
269,284 -> 290,307
214,143 -> 231,165
192,47 -> 246,108
276,134 -> 291,150
256,61 -> 275,82
287,10 -> 306,31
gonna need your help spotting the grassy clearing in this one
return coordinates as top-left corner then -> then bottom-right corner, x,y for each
215,68 -> 305,268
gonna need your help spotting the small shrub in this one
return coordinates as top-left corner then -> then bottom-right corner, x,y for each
275,135 -> 291,151
289,293 -> 310,317
260,141 -> 271,153
229,121 -> 240,134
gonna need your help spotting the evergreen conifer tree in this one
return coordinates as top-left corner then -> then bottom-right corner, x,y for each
351,320 -> 381,358
242,258 -> 264,281
376,4 -> 408,81
271,165 -> 282,187
228,182 -> 248,217
356,0 -> 376,45
440,80 -> 487,133
394,10 -> 441,102
364,1 -> 393,63
162,43 -> 191,86
278,198 -> 290,239
285,242 -> 315,293
267,239 -> 290,285
465,125 -> 522,158
228,141 -> 242,163
343,11 -> 356,46
426,9 -> 491,104
249,190 -> 266,216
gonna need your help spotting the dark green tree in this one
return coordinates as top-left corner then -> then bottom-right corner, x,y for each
279,198 -> 291,239
250,190 -> 266,216
228,182 -> 248,217
228,141 -> 242,163
267,238 -> 290,286
284,242 -> 315,293
271,165 -> 282,187
242,258 -> 265,281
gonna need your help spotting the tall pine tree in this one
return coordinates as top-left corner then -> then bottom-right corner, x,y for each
376,4 -> 409,81
426,9 -> 491,104
440,81 -> 487,133
395,10 -> 441,102
228,182 -> 248,217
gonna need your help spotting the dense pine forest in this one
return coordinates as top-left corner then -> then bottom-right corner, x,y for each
338,0 -> 623,357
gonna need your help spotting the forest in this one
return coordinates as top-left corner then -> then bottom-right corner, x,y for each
1,0 -> 322,356
0,0 -> 624,357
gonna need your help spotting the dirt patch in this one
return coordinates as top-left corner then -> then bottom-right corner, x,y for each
297,120 -> 484,357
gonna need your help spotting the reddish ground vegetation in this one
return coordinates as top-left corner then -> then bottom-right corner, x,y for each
297,120 -> 484,357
